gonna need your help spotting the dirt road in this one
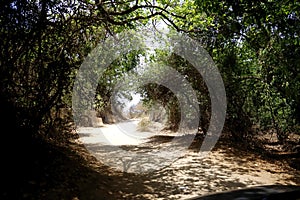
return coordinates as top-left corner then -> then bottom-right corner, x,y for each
75,120 -> 299,199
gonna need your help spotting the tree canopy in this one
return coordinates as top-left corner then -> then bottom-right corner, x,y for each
0,0 -> 299,147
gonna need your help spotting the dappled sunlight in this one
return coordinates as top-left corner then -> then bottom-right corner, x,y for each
2,0 -> 300,199
133,145 -> 299,199
73,124 -> 300,199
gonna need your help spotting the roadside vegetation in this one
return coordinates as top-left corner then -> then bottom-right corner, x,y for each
1,0 -> 299,198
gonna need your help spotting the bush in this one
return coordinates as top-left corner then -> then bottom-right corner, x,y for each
136,117 -> 152,132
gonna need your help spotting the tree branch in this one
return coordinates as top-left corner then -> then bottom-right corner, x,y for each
94,0 -> 186,29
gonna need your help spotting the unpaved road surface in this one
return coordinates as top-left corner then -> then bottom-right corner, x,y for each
76,121 -> 300,199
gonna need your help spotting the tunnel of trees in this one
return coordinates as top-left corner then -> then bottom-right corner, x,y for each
0,0 -> 299,198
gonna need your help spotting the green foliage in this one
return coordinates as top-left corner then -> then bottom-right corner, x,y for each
188,0 -> 300,141
1,0 -> 299,147
0,0 -> 180,138
94,50 -> 144,120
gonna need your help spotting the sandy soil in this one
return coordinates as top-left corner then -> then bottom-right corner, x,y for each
3,120 -> 298,200
70,121 -> 300,199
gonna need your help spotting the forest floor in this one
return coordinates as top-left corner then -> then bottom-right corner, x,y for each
1,122 -> 299,200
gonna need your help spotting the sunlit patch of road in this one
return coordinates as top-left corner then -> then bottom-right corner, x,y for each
77,119 -> 155,146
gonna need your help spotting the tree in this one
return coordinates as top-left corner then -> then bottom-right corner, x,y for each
167,0 -> 300,143
0,0 -> 185,139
